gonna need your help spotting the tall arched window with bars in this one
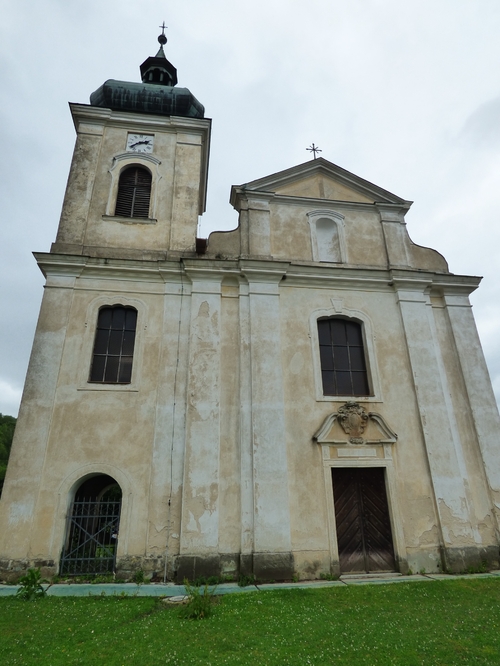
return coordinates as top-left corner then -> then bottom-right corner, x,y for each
114,166 -> 152,218
89,306 -> 137,383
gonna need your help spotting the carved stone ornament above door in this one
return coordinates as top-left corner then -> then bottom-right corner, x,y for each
313,402 -> 397,445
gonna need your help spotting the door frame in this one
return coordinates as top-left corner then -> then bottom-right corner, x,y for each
321,446 -> 408,575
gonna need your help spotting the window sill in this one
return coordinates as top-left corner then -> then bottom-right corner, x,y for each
102,215 -> 157,225
317,395 -> 381,403
78,384 -> 139,392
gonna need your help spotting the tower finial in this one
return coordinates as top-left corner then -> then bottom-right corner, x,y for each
158,21 -> 168,46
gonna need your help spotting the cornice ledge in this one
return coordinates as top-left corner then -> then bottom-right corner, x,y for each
36,252 -> 173,282
230,187 -> 276,209
79,264 -> 164,282
430,273 -> 482,294
69,103 -> 212,133
272,195 -> 378,210
35,252 -> 86,279
181,258 -> 240,271
376,203 -> 412,221
238,260 -> 290,282
283,264 -> 391,289
390,270 -> 482,295
390,274 -> 434,291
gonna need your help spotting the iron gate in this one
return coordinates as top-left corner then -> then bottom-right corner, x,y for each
60,498 -> 121,575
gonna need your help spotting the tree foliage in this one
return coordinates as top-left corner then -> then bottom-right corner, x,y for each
0,413 -> 16,496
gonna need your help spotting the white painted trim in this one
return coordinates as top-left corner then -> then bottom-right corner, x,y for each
309,302 -> 383,402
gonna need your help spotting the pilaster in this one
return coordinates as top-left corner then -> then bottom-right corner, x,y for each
242,263 -> 293,578
247,197 -> 272,258
179,270 -> 222,561
395,280 -> 483,569
444,292 -> 500,528
377,205 -> 410,268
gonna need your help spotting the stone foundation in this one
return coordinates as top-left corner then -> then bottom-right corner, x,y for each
442,545 -> 499,573
2,545 -> 497,583
0,559 -> 56,583
175,552 -> 295,582
115,555 -> 165,580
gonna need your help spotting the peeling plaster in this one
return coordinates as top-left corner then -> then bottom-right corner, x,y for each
8,502 -> 34,525
439,499 -> 479,546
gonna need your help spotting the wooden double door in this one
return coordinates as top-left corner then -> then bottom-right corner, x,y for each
332,467 -> 396,573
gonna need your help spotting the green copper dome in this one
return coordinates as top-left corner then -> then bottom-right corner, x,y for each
89,31 -> 204,119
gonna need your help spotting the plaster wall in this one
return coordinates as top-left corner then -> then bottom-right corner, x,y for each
274,173 -> 374,203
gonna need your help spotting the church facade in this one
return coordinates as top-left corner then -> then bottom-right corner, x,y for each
1,36 -> 500,582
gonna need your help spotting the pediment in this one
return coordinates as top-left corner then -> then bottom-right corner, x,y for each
313,402 -> 398,445
233,158 -> 411,206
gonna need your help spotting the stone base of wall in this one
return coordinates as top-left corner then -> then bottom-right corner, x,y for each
3,545 -> 496,583
442,545 -> 499,573
175,551 -> 295,582
0,559 -> 56,583
115,555 -> 165,580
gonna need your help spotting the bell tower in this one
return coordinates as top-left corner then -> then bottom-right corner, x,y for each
52,28 -> 210,259
0,28 -> 213,582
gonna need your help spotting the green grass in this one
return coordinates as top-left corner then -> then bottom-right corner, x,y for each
1,579 -> 500,664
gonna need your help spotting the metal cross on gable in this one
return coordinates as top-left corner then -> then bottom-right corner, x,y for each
307,143 -> 322,159
159,21 -> 168,34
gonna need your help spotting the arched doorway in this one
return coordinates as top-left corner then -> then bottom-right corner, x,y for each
60,474 -> 122,576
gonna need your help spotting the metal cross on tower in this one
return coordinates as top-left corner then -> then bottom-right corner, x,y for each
158,21 -> 168,45
307,143 -> 322,159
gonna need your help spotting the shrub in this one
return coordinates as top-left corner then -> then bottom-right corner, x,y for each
133,569 -> 145,584
319,572 -> 339,581
16,568 -> 47,601
238,573 -> 256,587
178,580 -> 216,620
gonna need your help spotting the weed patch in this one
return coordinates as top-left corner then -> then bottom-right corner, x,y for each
178,580 -> 216,620
16,568 -> 47,601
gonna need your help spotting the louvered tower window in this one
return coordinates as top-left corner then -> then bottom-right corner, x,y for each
115,166 -> 152,218
318,318 -> 370,396
89,306 -> 137,383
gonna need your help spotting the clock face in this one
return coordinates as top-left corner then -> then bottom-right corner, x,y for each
126,134 -> 154,153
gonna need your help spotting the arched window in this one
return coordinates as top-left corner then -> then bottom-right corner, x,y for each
318,318 -> 369,396
89,306 -> 137,383
60,474 -> 122,575
115,166 -> 152,218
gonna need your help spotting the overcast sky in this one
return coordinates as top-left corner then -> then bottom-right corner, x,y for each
1,0 -> 500,416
